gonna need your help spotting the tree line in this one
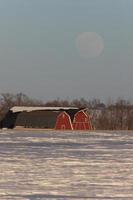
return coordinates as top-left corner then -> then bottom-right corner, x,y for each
0,93 -> 133,130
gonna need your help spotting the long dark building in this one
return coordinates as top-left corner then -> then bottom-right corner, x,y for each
1,106 -> 93,130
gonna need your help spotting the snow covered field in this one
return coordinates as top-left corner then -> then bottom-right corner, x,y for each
0,130 -> 133,199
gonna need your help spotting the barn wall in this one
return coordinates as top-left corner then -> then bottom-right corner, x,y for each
14,111 -> 59,129
1,110 -> 59,129
55,112 -> 73,130
1,111 -> 20,129
73,110 -> 92,130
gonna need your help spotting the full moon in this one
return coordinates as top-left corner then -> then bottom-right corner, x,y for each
76,32 -> 104,59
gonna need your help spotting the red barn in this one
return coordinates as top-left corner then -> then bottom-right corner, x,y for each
55,109 -> 93,130
55,111 -> 73,130
2,106 -> 93,131
73,110 -> 92,130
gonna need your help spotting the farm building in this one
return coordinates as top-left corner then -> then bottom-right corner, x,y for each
1,106 -> 93,130
73,110 -> 92,130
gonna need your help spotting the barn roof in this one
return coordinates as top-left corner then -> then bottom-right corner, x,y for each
10,106 -> 78,113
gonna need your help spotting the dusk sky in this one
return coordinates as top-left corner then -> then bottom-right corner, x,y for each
0,0 -> 133,101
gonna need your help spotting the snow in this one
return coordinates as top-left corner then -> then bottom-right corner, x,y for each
10,106 -> 78,113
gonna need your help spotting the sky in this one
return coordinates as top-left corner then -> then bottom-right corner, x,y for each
0,0 -> 133,101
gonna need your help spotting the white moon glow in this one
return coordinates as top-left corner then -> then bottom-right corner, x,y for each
76,32 -> 104,58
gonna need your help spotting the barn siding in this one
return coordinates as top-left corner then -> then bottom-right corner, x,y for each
55,112 -> 73,130
73,110 -> 92,130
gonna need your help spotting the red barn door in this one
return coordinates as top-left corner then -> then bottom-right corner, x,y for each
55,112 -> 73,130
73,110 -> 92,130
